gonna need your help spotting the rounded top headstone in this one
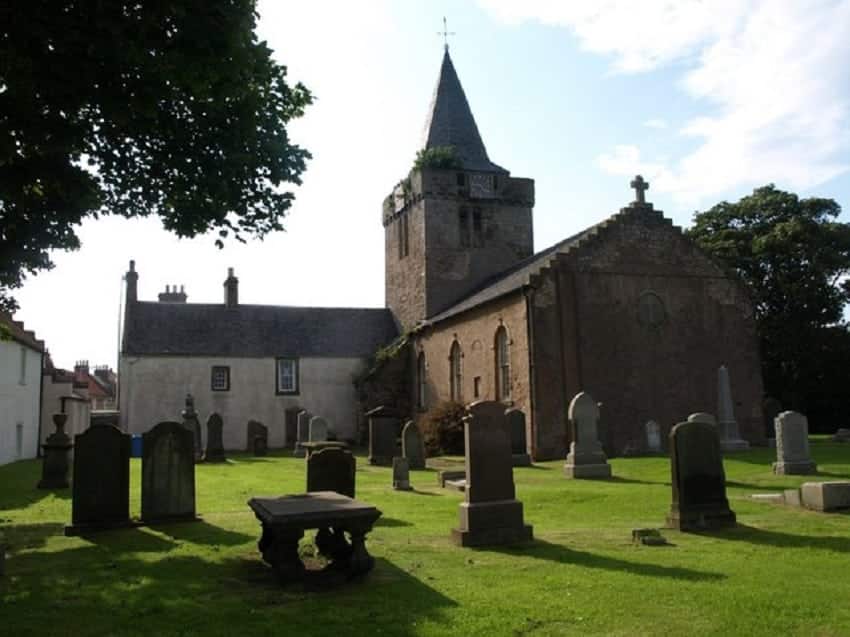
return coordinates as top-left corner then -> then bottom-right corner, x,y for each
687,412 -> 717,426
568,392 -> 599,424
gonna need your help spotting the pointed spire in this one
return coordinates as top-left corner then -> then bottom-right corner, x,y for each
421,49 -> 506,173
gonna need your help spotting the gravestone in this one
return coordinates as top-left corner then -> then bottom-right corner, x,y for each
181,393 -> 203,463
401,420 -> 426,470
564,392 -> 612,479
284,406 -> 301,448
506,408 -> 532,467
717,365 -> 750,451
666,419 -> 736,531
309,416 -> 328,442
66,424 -> 132,535
763,397 -> 782,440
451,401 -> 533,547
773,411 -> 816,475
38,413 -> 73,489
246,420 -> 268,456
294,410 -> 312,457
306,447 -> 356,498
800,481 -> 850,511
392,457 -> 412,491
367,406 -> 400,466
204,413 -> 226,463
645,420 -> 662,454
832,428 -> 850,443
141,421 -> 197,523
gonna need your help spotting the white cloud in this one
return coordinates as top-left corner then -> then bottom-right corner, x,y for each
480,0 -> 850,203
643,118 -> 668,130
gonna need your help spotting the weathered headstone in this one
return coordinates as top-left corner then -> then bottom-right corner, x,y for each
687,412 -> 717,426
401,420 -> 426,470
181,393 -> 203,463
141,421 -> 197,523
367,406 -> 400,466
246,420 -> 268,456
204,413 -> 226,463
506,408 -> 532,467
564,392 -> 612,479
717,365 -> 750,451
451,401 -> 533,547
763,397 -> 782,439
308,416 -> 328,442
645,420 -> 662,454
38,413 -> 73,489
800,481 -> 850,511
293,410 -> 312,457
392,457 -> 412,491
666,419 -> 736,531
832,428 -> 850,443
773,411 -> 816,475
284,406 -> 302,448
66,424 -> 132,535
306,447 -> 356,498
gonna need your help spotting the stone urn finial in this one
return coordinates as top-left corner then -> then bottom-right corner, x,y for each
52,413 -> 68,436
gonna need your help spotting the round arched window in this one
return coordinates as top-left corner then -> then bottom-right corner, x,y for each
638,291 -> 667,328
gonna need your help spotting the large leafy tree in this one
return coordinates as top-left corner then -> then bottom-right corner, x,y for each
688,185 -> 850,428
0,1 -> 312,311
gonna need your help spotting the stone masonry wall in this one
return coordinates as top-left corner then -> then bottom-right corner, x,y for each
412,292 -> 532,453
532,206 -> 765,457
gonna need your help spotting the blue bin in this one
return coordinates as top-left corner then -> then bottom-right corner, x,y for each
131,434 -> 143,458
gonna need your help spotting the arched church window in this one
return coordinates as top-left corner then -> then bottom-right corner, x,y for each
495,326 -> 511,401
449,341 -> 462,402
638,291 -> 667,329
459,207 -> 471,248
417,352 -> 427,410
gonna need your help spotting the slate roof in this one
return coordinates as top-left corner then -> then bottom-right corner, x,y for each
422,49 -> 507,173
0,312 -> 45,352
426,222 -> 607,324
123,303 -> 398,358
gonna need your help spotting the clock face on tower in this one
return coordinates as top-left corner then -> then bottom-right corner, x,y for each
469,173 -> 495,199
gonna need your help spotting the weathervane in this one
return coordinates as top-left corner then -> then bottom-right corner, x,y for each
438,16 -> 455,50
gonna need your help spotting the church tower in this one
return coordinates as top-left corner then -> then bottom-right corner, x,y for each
384,49 -> 535,331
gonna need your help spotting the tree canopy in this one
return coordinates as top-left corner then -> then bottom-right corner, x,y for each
0,1 -> 312,312
687,184 -> 850,428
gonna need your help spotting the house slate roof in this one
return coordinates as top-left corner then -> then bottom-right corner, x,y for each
425,217 -> 614,325
0,312 -> 45,352
422,49 -> 507,174
123,302 -> 398,358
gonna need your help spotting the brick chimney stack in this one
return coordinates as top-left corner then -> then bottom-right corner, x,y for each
224,267 -> 238,307
158,284 -> 188,303
125,260 -> 138,303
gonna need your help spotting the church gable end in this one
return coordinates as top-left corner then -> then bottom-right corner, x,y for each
528,199 -> 764,459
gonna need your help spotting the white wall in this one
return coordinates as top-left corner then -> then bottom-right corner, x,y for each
119,355 -> 366,449
0,340 -> 42,465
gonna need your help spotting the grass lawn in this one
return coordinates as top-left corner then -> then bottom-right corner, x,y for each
2,440 -> 850,636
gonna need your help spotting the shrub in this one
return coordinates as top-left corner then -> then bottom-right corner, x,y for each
421,401 -> 467,456
413,146 -> 462,170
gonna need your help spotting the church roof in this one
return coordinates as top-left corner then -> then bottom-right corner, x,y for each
422,49 -> 507,173
426,222 -> 607,324
123,303 -> 398,358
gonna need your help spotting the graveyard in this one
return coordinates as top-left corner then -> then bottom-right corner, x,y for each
2,439 -> 850,636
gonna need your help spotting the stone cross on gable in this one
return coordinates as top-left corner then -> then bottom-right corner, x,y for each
438,16 -> 456,50
630,175 -> 649,204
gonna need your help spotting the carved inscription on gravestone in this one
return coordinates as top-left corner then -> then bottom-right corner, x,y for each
141,421 -> 197,523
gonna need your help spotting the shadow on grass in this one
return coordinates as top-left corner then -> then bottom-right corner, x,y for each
1,522 -> 65,552
487,539 -> 724,582
409,488 -> 442,496
0,459 -> 71,512
4,545 -> 456,635
708,524 -> 850,552
148,520 -> 254,546
606,476 -> 669,487
375,516 -> 413,528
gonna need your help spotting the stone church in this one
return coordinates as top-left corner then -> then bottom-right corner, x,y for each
387,49 -> 765,459
120,48 -> 765,458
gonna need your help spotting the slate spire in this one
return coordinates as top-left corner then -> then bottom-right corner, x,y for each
421,49 -> 506,173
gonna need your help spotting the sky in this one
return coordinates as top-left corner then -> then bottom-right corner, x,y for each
13,0 -> 850,370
